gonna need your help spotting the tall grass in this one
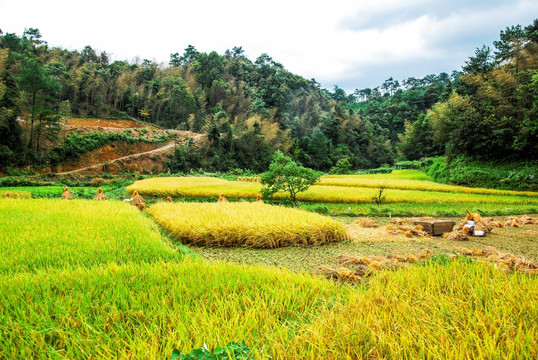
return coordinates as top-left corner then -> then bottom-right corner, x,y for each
148,202 -> 348,248
0,199 -> 186,274
1,259 -> 535,359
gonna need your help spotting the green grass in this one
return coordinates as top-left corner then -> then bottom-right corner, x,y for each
0,199 -> 187,274
301,202 -> 538,217
0,185 -> 128,200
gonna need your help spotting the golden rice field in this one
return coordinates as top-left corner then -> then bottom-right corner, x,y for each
127,175 -> 538,205
1,257 -> 536,359
0,189 -> 32,198
320,172 -> 538,197
148,202 -> 348,247
0,198 -> 537,359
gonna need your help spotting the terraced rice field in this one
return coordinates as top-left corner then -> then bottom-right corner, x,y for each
148,202 -> 348,247
126,172 -> 538,215
1,172 -> 537,359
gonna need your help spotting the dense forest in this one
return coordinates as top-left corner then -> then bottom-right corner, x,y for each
0,19 -> 537,174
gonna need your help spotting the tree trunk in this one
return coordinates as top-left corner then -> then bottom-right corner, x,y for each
28,92 -> 37,148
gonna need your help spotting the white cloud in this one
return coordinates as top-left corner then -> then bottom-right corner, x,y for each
0,0 -> 536,91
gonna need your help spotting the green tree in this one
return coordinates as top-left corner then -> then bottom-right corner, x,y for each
193,51 -> 225,89
494,24 -> 527,73
261,151 -> 322,204
329,156 -> 353,174
17,57 -> 60,149
462,45 -> 495,74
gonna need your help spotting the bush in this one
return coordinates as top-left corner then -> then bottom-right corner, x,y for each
426,156 -> 538,191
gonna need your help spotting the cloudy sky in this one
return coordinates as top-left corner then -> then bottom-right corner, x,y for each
1,0 -> 537,92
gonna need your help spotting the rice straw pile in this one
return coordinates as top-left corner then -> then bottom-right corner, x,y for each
443,230 -> 469,241
390,217 -> 435,225
454,212 -> 492,234
484,217 -> 505,228
319,250 -> 433,283
385,224 -> 430,238
454,247 -> 538,275
353,218 -> 379,228
505,215 -> 538,227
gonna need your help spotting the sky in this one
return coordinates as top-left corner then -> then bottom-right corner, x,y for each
1,0 -> 537,93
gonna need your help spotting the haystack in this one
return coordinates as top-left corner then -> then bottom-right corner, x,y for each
455,212 -> 492,234
130,191 -> 145,206
167,196 -> 173,203
93,187 -> 107,201
61,186 -> 74,200
5,192 -> 10,199
256,194 -> 264,204
217,193 -> 229,203
354,217 -> 379,228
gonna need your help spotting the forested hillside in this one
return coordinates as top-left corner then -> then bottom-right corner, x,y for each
1,19 -> 537,174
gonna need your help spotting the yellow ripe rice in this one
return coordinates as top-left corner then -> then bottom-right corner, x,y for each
148,202 -> 348,248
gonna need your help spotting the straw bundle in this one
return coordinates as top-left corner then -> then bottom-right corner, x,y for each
443,230 -> 469,241
61,186 -> 74,200
130,191 -> 145,206
353,218 -> 379,228
522,215 -> 536,224
136,203 -> 147,212
454,246 -> 538,274
390,217 -> 434,226
318,265 -> 362,283
326,250 -> 435,283
484,217 -> 504,228
256,194 -> 264,204
504,216 -> 521,228
217,193 -> 229,203
418,249 -> 433,259
5,192 -> 10,199
455,212 -> 492,234
386,224 -> 429,238
93,187 -> 107,201
167,196 -> 173,203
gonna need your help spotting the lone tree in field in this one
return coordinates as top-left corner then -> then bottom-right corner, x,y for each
261,151 -> 322,205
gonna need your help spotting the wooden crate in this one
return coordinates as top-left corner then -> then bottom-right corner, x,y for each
413,220 -> 456,236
